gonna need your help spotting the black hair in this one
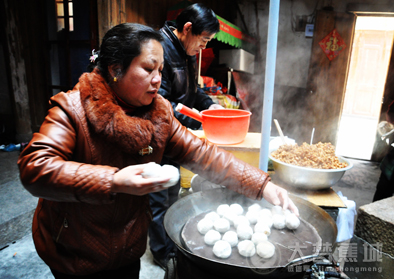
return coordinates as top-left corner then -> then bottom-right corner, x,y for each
175,3 -> 220,35
90,23 -> 163,82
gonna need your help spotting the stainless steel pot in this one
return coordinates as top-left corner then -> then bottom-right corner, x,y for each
164,188 -> 337,278
268,150 -> 353,190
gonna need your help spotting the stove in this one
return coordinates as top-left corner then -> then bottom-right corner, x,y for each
304,259 -> 349,279
164,251 -> 349,279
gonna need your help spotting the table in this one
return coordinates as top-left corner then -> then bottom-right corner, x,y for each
181,130 -> 346,213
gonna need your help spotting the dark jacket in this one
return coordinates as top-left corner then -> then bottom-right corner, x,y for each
159,21 -> 214,129
380,101 -> 394,180
17,70 -> 270,275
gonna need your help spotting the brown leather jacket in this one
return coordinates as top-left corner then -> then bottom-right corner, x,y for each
17,70 -> 270,275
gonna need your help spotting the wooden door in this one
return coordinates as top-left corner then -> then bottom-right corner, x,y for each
304,10 -> 356,144
343,30 -> 394,118
340,27 -> 394,161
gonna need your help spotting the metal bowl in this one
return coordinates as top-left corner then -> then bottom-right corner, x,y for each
268,151 -> 353,190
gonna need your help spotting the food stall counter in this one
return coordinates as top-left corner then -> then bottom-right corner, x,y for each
182,130 -> 346,211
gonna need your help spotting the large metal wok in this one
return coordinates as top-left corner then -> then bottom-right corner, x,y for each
164,188 -> 337,278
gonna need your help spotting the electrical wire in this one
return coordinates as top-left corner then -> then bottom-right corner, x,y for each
290,0 -> 321,32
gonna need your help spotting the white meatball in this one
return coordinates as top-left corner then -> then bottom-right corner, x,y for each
141,162 -> 162,178
259,208 -> 272,218
229,203 -> 244,215
205,211 -> 221,223
238,240 -> 256,257
222,231 -> 238,247
214,218 -> 230,233
217,204 -> 230,217
251,232 -> 268,246
197,218 -> 213,235
245,210 -> 259,225
141,163 -> 179,187
223,211 -> 237,226
160,165 -> 180,187
256,241 -> 275,259
272,214 -> 286,230
237,225 -> 253,240
254,222 -> 271,236
256,215 -> 273,228
233,215 -> 250,229
283,209 -> 292,216
213,240 -> 232,259
248,203 -> 262,212
204,229 -> 221,246
286,213 -> 301,230
271,205 -> 284,215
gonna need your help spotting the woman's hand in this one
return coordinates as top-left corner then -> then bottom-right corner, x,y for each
262,181 -> 299,216
111,164 -> 170,196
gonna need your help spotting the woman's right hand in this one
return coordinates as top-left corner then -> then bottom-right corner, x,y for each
262,181 -> 299,216
111,164 -> 170,196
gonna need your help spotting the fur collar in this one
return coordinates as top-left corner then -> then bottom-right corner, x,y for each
78,69 -> 170,155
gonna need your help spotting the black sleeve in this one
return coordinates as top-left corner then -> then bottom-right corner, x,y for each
158,90 -> 203,130
158,62 -> 202,130
194,87 -> 215,112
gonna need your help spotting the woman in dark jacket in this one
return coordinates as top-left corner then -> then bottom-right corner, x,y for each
149,3 -> 222,268
18,23 -> 297,278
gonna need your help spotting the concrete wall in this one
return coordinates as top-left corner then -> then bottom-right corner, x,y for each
0,44 -> 12,116
238,0 -> 394,88
0,41 -> 16,144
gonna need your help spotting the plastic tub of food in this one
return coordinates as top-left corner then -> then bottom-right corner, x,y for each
176,104 -> 251,145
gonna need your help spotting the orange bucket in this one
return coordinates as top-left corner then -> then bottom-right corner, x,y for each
176,104 -> 251,145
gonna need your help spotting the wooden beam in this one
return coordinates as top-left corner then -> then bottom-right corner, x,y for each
97,0 -> 127,43
2,0 -> 32,142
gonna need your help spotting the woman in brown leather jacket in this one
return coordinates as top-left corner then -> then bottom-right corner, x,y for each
18,23 -> 298,279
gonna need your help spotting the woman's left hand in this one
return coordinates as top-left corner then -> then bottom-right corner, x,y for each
262,181 -> 299,216
112,164 -> 170,196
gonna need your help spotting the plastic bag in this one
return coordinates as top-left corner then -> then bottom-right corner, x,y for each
0,143 -> 21,152
336,191 -> 357,242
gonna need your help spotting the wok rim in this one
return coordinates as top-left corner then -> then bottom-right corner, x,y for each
164,189 -> 338,272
